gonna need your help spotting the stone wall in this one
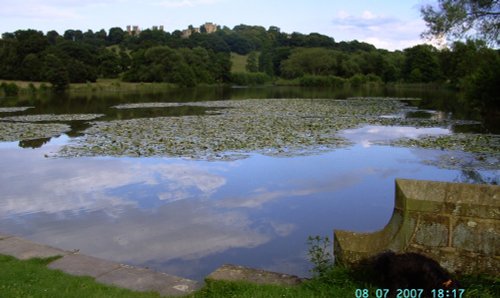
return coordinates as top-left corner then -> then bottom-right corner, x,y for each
333,179 -> 499,275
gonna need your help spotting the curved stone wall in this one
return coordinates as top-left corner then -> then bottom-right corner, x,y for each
333,179 -> 500,275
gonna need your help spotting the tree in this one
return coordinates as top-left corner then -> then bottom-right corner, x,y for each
43,54 -> 70,92
403,45 -> 442,83
47,30 -> 60,45
280,48 -> 339,79
107,27 -> 124,45
246,52 -> 259,72
421,0 -> 500,46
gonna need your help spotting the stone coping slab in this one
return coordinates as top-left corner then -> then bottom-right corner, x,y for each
97,265 -> 199,296
0,233 -> 200,296
48,253 -> 122,278
207,264 -> 303,286
0,236 -> 68,260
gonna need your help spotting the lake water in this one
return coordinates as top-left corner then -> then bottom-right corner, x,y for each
0,86 -> 498,280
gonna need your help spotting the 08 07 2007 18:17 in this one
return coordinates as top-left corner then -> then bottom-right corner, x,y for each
354,288 -> 465,298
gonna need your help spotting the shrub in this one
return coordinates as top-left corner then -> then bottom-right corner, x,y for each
1,82 -> 20,96
299,75 -> 346,87
28,83 -> 37,93
307,235 -> 334,278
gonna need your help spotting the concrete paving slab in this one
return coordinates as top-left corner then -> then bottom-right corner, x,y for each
97,266 -> 201,297
0,236 -> 67,260
48,253 -> 122,277
207,264 -> 303,286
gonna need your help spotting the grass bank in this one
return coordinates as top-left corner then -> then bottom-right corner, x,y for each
0,254 -> 160,298
1,254 -> 498,298
0,79 -> 179,97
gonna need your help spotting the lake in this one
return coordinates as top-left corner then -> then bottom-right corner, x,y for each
0,85 -> 498,280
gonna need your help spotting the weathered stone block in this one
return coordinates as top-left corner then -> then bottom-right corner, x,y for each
452,219 -> 499,255
334,179 -> 500,275
207,264 -> 302,286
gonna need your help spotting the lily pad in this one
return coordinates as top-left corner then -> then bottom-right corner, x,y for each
0,122 -> 71,142
58,98 -> 406,159
0,114 -> 105,122
56,98 -> 500,163
381,134 -> 500,170
113,102 -> 189,109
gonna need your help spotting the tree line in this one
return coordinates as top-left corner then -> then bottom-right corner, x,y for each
0,23 -> 498,106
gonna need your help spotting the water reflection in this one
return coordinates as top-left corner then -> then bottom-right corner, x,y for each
340,125 -> 450,148
1,130 -> 497,280
1,87 -> 498,280
0,148 -> 225,218
19,137 -> 51,149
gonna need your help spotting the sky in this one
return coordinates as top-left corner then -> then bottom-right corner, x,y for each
0,0 -> 434,51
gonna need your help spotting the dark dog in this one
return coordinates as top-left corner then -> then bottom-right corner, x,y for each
369,251 -> 460,298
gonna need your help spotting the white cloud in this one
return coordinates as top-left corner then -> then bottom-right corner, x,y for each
216,170 -> 367,209
331,10 -> 427,50
340,125 -> 450,148
22,200 -> 270,264
0,148 -> 226,217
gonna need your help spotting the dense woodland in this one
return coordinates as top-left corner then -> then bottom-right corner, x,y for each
0,24 -> 498,107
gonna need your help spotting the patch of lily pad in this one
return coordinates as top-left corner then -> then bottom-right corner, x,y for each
55,98 -> 500,163
58,98 -> 409,159
347,96 -> 421,101
0,122 -> 71,142
0,107 -> 34,113
380,134 -> 500,170
0,114 -> 105,122
113,102 -> 194,109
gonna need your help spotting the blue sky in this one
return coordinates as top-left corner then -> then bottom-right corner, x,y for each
0,0 -> 433,50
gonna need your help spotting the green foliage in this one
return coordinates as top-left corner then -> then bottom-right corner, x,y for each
307,235 -> 334,278
403,44 -> 442,83
0,24 -> 498,107
281,48 -> 340,79
43,54 -> 70,92
245,51 -> 259,72
123,46 -> 230,86
1,82 -> 20,96
299,75 -> 346,87
421,0 -> 500,46
464,50 -> 500,108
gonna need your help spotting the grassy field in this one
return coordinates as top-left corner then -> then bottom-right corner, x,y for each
230,53 -> 249,73
1,254 -> 498,298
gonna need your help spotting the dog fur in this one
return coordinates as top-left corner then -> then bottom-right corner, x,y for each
361,251 -> 459,298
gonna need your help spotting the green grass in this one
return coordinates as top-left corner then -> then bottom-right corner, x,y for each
1,254 -> 499,298
191,267 -> 367,298
230,52 -> 249,73
0,254 -> 161,298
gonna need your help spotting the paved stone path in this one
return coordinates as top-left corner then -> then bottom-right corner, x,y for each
0,232 -> 305,296
0,232 -> 200,297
